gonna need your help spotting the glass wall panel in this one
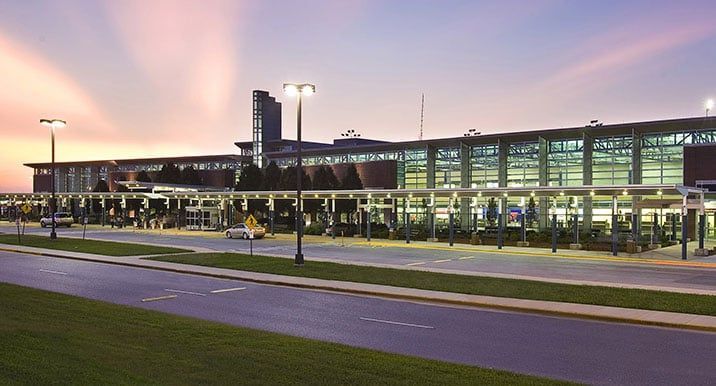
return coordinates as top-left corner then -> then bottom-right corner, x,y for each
507,142 -> 539,187
593,135 -> 632,185
469,144 -> 498,188
641,129 -> 716,184
548,139 -> 583,186
404,149 -> 427,189
435,147 -> 461,188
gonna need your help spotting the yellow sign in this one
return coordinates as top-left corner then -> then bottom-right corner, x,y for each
20,203 -> 32,215
245,214 -> 257,229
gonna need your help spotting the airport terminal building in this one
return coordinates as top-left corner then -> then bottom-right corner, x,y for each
9,90 -> 716,241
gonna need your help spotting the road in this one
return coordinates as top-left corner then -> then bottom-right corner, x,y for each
1,250 -> 715,385
4,224 -> 716,293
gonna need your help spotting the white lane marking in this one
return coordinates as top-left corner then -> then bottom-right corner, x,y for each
142,295 -> 177,302
405,261 -> 426,266
210,287 -> 246,294
39,269 -> 68,275
164,289 -> 206,296
359,317 -> 435,329
433,259 -> 452,263
458,256 -> 475,260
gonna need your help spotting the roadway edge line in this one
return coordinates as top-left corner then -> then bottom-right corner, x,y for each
2,246 -> 716,333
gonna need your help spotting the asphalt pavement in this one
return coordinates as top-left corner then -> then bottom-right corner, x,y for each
5,224 -> 716,293
1,250 -> 715,385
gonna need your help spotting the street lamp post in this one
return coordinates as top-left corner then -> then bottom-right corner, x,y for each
283,83 -> 315,266
40,119 -> 66,240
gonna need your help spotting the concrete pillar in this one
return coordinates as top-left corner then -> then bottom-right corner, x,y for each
582,134 -> 593,231
538,136 -> 548,187
498,139 -> 508,188
460,141 -> 471,230
426,145 -> 436,189
551,214 -> 558,253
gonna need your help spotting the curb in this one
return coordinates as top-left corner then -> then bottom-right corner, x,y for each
2,245 -> 716,333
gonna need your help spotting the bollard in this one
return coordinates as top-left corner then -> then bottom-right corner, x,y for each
270,210 -> 275,236
699,214 -> 705,250
367,218 -> 371,242
612,214 -> 618,256
682,214 -> 688,260
449,211 -> 454,246
405,212 -> 411,244
497,214 -> 503,249
521,213 -> 526,242
671,213 -> 677,241
573,214 -> 579,244
631,213 -> 638,244
551,214 -> 557,253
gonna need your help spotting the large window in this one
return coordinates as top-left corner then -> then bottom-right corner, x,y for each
507,142 -> 539,187
435,147 -> 461,188
404,149 -> 427,189
593,135 -> 632,185
548,139 -> 583,186
641,130 -> 716,184
469,144 -> 498,188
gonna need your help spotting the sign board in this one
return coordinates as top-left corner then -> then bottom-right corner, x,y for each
20,203 -> 32,215
245,214 -> 257,229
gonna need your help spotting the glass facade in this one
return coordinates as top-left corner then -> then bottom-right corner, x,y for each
469,144 -> 498,188
641,129 -> 716,184
404,149 -> 427,189
548,139 -> 583,186
593,135 -> 633,185
435,147 -> 461,188
507,141 -> 539,187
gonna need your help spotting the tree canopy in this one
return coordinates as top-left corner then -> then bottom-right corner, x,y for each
155,163 -> 182,184
340,163 -> 363,190
262,161 -> 281,190
136,170 -> 152,183
237,164 -> 263,191
180,165 -> 202,185
312,166 -> 340,190
280,166 -> 312,190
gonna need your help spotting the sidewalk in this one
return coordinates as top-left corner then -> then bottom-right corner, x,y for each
2,243 -> 715,332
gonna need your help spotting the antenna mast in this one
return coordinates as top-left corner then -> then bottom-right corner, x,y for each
419,93 -> 425,141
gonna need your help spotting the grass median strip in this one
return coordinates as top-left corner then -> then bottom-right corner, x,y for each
147,252 -> 716,316
0,283 -> 564,385
0,233 -> 189,256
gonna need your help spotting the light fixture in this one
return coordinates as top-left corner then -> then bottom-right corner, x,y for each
622,189 -> 628,196
477,191 -> 482,197
530,191 -> 536,197
590,190 -> 595,196
452,192 -> 458,197
559,191 -> 565,196
657,190 -> 663,196
706,99 -> 715,116
502,192 -> 508,197
283,84 -> 298,97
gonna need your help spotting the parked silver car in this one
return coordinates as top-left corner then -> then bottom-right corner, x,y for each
225,223 -> 265,239
40,212 -> 74,227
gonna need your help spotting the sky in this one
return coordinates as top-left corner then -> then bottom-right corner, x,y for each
1,0 -> 715,192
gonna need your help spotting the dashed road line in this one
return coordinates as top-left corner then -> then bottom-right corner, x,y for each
39,269 -> 68,275
164,289 -> 206,296
458,256 -> 475,260
141,295 -> 177,302
359,317 -> 435,329
433,259 -> 452,263
405,261 -> 427,266
210,287 -> 246,294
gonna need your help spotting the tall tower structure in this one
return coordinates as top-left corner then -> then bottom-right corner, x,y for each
252,90 -> 282,167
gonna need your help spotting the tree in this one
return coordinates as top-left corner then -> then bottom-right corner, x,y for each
155,163 -> 181,184
136,170 -> 152,182
312,166 -> 339,190
279,166 -> 311,190
340,163 -> 363,190
180,165 -> 202,185
526,197 -> 537,226
487,197 -> 498,226
237,164 -> 263,191
91,179 -> 109,214
262,161 -> 281,190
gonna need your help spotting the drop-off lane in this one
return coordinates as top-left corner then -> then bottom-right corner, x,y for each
1,250 -> 715,385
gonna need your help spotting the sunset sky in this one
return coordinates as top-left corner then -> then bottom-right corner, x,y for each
1,0 -> 715,192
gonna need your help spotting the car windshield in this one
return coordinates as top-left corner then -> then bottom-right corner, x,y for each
56,213 -> 71,218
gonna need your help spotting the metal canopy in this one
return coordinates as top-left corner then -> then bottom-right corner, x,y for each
0,184 -> 701,202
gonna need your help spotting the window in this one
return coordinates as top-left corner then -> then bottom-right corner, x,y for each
507,142 -> 539,187
470,144 -> 498,188
548,139 -> 583,186
593,135 -> 632,185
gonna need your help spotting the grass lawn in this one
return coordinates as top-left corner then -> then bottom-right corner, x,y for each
148,252 -> 716,316
0,283 -> 564,385
0,234 -> 189,256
